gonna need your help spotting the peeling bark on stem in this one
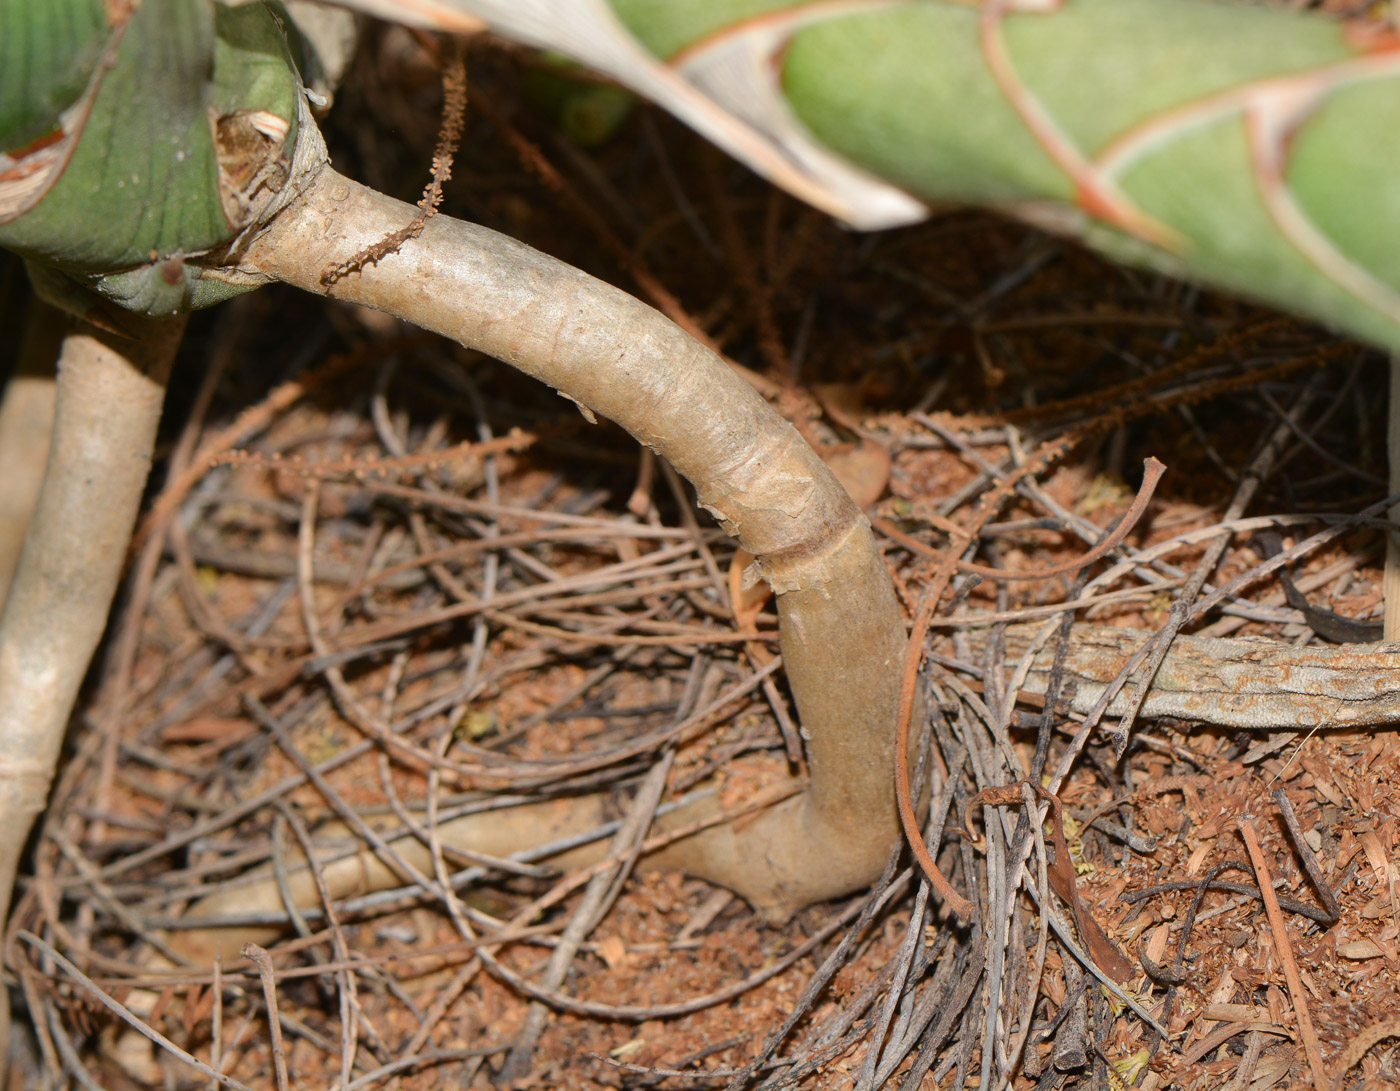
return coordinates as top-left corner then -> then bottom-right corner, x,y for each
232,166 -> 908,920
0,313 -> 184,1062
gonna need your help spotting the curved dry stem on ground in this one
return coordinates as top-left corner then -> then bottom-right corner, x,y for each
227,163 -> 908,925
0,312 -> 186,1067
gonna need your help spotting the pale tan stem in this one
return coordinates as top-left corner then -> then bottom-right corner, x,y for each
0,303 -> 61,614
0,313 -> 185,1064
172,796 -> 608,965
232,164 -> 907,921
1386,355 -> 1400,641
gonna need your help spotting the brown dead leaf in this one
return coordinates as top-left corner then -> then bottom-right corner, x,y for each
597,934 -> 629,973
1144,923 -> 1171,967
1337,939 -> 1386,960
160,717 -> 252,744
822,440 -> 891,510
1359,830 -> 1400,932
812,381 -> 872,433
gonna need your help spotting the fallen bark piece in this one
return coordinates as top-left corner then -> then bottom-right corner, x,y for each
985,624 -> 1400,729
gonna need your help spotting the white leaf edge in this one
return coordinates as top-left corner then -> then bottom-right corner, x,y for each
299,0 -> 929,229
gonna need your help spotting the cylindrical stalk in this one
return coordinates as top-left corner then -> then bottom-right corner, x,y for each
0,312 -> 184,1060
233,165 -> 907,920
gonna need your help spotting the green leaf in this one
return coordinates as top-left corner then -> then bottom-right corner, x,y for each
0,0 -> 226,272
0,0 -> 110,153
0,0 -> 303,316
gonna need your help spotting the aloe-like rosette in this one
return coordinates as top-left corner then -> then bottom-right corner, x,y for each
8,0 -> 1400,353
0,0 -> 913,956
374,0 -> 1400,356
4,0 -> 1400,1011
0,0 -> 303,318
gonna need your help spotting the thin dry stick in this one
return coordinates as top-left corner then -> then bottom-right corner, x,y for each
414,742 -> 486,1072
896,582 -> 975,919
277,805 -> 362,1086
343,1046 -> 505,1091
1270,787 -> 1340,923
953,457 -> 1165,582
246,694 -> 449,917
15,964 -> 59,1080
483,881 -> 858,1023
1108,381 -> 1318,755
1330,1017 -> 1400,1091
159,785 -> 799,982
96,653 -> 782,908
293,479 -> 488,783
488,782 -> 804,943
327,542 -> 707,649
875,452 -> 1168,585
216,431 -> 533,481
993,317 -> 1291,429
212,956 -> 223,1080
323,39 -> 467,284
896,452 -> 1164,918
129,345 -> 387,557
997,781 -> 1051,1088
1387,354 -> 1400,640
371,757 -> 550,879
1238,818 -> 1328,1091
893,470 -> 1026,920
1227,1028 -> 1268,1091
15,932 -> 257,1091
865,763 -> 968,1088
854,881 -> 929,1091
400,960 -> 482,1057
720,864 -> 915,1091
242,943 -> 291,1091
1190,488 -> 1400,625
499,754 -> 674,1082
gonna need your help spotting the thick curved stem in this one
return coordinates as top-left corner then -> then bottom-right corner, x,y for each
0,313 -> 184,1060
233,165 -> 907,921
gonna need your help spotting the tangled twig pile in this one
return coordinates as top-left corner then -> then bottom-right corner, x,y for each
10,33 -> 1400,1089
11,297 -> 1400,1089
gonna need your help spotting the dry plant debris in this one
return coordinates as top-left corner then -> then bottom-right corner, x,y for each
8,31 -> 1400,1091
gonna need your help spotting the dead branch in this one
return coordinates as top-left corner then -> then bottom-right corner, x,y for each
980,622 -> 1400,729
